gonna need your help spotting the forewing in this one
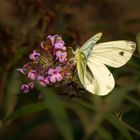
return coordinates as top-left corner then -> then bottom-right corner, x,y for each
88,41 -> 136,68
76,52 -> 87,85
80,32 -> 102,57
84,60 -> 115,96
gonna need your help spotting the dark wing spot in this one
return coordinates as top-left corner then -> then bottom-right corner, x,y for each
109,73 -> 111,76
119,51 -> 124,56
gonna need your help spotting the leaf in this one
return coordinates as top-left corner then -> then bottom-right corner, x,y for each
9,47 -> 27,68
12,115 -> 51,140
125,96 -> 140,108
68,98 -> 108,138
19,12 -> 40,35
136,32 -> 140,54
125,18 -> 140,26
0,0 -> 19,26
70,98 -> 95,112
37,86 -> 74,140
128,57 -> 140,73
0,0 -> 40,32
97,127 -> 113,140
106,113 -> 133,140
69,101 -> 93,136
4,102 -> 47,123
105,87 -> 129,110
120,119 -> 140,137
4,71 -> 21,119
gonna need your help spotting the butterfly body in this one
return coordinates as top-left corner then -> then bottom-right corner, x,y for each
75,33 -> 136,96
75,48 -> 87,86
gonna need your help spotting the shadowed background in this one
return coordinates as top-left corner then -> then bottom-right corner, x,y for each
0,0 -> 140,140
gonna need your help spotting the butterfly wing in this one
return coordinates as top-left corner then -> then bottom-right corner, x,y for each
75,33 -> 102,86
80,32 -> 102,57
88,41 -> 136,68
75,50 -> 87,85
84,60 -> 115,96
84,40 -> 136,95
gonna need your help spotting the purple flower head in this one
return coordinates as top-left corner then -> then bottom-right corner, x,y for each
48,66 -> 63,83
40,41 -> 50,50
56,35 -> 62,40
37,75 -> 50,86
21,84 -> 30,93
23,63 -> 30,69
47,35 -> 57,46
56,51 -> 67,62
54,40 -> 66,50
28,82 -> 34,89
28,70 -> 37,80
17,67 -> 25,74
40,41 -> 45,49
29,50 -> 40,61
18,34 -> 73,94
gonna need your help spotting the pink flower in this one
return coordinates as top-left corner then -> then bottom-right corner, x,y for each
54,40 -> 66,50
21,84 -> 30,93
37,76 -> 50,86
56,51 -> 67,62
28,82 -> 34,89
21,82 -> 34,93
48,66 -> 63,83
40,41 -> 45,49
17,68 -> 25,74
18,34 -> 73,94
29,50 -> 40,61
23,63 -> 30,69
40,41 -> 48,50
47,35 -> 57,46
28,70 -> 37,80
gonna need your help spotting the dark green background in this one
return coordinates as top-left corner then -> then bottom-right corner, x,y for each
0,0 -> 140,140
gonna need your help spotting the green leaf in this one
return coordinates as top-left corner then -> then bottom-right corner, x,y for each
4,71 -> 21,118
69,102 -> 93,136
38,86 -> 74,140
106,113 -> 133,140
70,98 -> 95,112
4,102 -> 47,123
120,120 -> 140,137
125,96 -> 140,108
97,127 -> 113,140
68,98 -> 108,138
9,47 -> 27,68
105,87 -> 130,110
136,32 -> 140,54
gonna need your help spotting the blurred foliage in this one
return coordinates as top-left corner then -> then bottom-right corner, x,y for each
0,0 -> 140,140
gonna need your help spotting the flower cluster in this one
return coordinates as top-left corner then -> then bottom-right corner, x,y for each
18,35 -> 73,93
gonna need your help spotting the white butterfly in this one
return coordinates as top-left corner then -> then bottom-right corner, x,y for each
75,33 -> 136,96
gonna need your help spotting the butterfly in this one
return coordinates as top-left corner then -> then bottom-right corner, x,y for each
75,33 -> 136,96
